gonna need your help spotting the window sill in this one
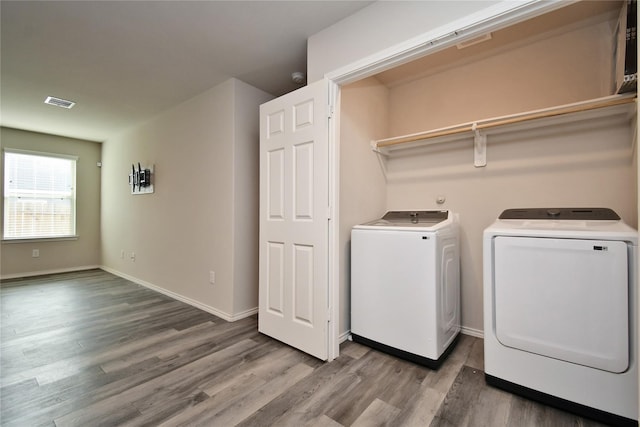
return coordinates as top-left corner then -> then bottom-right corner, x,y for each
1,235 -> 79,244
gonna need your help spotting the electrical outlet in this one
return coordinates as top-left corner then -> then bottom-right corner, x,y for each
209,271 -> 215,284
130,252 -> 136,262
32,249 -> 40,258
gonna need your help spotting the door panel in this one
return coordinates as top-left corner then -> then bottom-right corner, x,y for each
266,242 -> 284,315
293,142 -> 314,220
267,149 -> 284,220
259,80 -> 329,360
293,243 -> 314,325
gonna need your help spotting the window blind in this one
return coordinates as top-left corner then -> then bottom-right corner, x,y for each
3,150 -> 76,239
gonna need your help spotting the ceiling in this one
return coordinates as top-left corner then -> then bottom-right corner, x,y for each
0,1 -> 372,142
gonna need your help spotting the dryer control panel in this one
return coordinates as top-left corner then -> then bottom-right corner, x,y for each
499,207 -> 620,220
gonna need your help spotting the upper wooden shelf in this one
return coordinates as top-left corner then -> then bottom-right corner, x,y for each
371,93 -> 637,167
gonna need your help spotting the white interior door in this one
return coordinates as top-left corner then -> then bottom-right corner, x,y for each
259,80 -> 329,360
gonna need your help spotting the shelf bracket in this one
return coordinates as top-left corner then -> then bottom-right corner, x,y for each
370,140 -> 389,180
473,123 -> 487,167
370,140 -> 383,154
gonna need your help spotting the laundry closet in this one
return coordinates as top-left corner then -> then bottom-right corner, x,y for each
339,0 -> 638,336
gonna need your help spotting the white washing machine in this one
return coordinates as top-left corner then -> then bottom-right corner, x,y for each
484,208 -> 638,426
351,210 -> 460,368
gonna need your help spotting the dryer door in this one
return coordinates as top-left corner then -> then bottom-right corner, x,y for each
493,236 -> 629,373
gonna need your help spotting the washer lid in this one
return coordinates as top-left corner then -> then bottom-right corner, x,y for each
499,207 -> 620,221
379,210 -> 448,226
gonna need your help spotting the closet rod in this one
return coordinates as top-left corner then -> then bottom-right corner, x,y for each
375,94 -> 637,149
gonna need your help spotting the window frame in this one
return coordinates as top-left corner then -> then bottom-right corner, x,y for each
2,148 -> 79,242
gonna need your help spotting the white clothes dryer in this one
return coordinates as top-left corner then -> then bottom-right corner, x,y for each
484,208 -> 638,426
351,210 -> 460,368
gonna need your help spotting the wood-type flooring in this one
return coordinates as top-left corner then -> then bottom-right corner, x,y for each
1,269 -> 607,426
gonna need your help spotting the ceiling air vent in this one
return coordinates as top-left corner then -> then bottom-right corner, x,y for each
44,96 -> 75,109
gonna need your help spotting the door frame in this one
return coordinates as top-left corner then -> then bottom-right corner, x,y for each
324,0 -> 568,360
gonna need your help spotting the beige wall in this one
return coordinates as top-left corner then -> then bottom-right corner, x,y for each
1,127 -> 101,277
381,12 -> 637,334
100,78 -> 272,320
339,77 -> 388,334
387,18 -> 615,135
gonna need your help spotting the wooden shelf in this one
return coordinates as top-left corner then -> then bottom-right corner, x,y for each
372,94 -> 637,167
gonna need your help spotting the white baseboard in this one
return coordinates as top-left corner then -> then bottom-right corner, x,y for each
461,326 -> 484,339
339,330 -> 351,344
228,307 -> 259,322
0,265 -> 101,281
99,266 -> 257,322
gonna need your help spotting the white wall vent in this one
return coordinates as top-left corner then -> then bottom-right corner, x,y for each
456,33 -> 492,50
44,96 -> 75,109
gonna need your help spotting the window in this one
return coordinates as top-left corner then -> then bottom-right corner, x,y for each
3,149 -> 77,240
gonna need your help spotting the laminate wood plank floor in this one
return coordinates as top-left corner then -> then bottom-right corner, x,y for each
1,270 -> 608,426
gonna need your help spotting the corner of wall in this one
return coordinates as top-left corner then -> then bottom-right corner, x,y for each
230,80 -> 274,316
100,79 -> 238,317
